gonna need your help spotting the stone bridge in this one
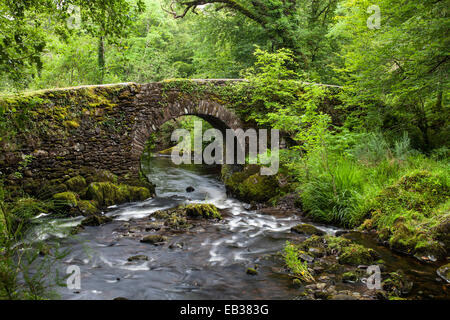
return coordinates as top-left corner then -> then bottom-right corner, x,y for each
0,80 -> 248,195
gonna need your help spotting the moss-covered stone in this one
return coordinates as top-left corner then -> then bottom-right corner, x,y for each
77,200 -> 98,216
239,173 -> 279,203
86,182 -> 151,207
52,192 -> 78,207
246,267 -> 258,275
338,243 -> 377,266
184,204 -> 222,220
165,213 -> 191,230
65,175 -> 87,193
365,170 -> 450,260
141,234 -> 168,245
291,224 -> 325,236
342,271 -> 359,283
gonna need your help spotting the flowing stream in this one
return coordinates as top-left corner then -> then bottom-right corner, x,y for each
27,156 -> 448,300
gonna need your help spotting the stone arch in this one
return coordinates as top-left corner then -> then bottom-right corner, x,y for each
130,97 -> 243,162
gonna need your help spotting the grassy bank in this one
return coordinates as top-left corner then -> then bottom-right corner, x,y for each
287,132 -> 449,259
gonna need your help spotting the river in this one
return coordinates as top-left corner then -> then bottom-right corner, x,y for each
26,156 -> 449,300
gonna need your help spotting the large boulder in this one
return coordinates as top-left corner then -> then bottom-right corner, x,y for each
86,182 -> 151,207
65,175 -> 87,193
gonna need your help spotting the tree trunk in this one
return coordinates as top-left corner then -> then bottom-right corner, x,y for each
98,36 -> 105,84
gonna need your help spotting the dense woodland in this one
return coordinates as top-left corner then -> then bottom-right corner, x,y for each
0,0 -> 449,300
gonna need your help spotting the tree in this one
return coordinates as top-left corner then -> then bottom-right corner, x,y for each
163,0 -> 341,81
332,0 -> 449,150
0,0 -> 145,87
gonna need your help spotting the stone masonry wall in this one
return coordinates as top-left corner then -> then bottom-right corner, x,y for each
0,80 -> 244,196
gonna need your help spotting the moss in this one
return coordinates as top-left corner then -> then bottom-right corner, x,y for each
325,236 -> 352,253
184,204 -> 222,220
291,224 -> 325,236
77,200 -> 98,216
342,271 -> 359,282
63,120 -> 80,129
246,267 -> 258,275
86,182 -> 151,207
52,192 -> 78,207
365,170 -> 450,259
338,243 -> 377,266
239,173 -> 280,202
165,213 -> 191,230
382,270 -> 413,297
127,186 -> 152,201
84,169 -> 118,184
65,175 -> 87,193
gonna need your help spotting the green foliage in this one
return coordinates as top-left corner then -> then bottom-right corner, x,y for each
0,183 -> 67,300
332,0 -> 449,151
284,241 -> 314,282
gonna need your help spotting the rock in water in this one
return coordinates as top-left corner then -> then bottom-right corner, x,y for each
141,234 -> 168,245
186,186 -> 195,193
246,267 -> 258,275
437,263 -> 450,283
291,224 -> 325,236
81,215 -> 112,226
127,255 -> 149,262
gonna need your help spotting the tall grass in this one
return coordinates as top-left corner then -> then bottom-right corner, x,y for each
0,183 -> 67,299
298,132 -> 445,228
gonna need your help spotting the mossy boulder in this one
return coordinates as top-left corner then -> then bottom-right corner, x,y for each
239,173 -> 279,203
291,224 -> 325,236
65,175 -> 87,193
86,182 -> 151,207
366,170 -> 450,260
53,192 -> 78,207
325,236 -> 352,253
184,204 -> 222,220
77,200 -> 98,216
338,243 -> 377,266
